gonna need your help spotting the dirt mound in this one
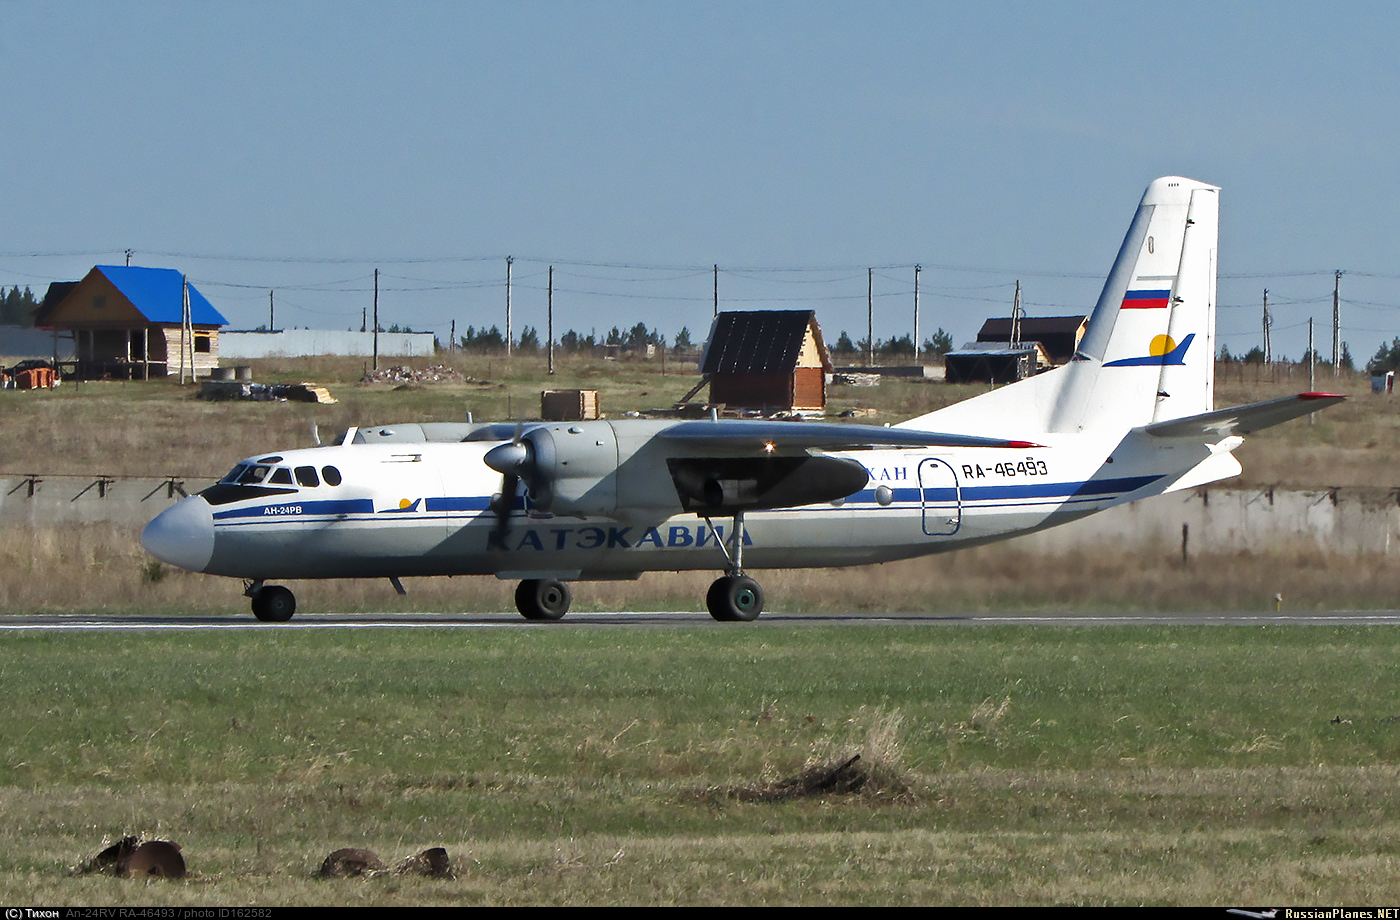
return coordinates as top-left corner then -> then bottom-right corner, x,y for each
77,836 -> 186,878
318,847 -> 385,877
720,753 -> 918,804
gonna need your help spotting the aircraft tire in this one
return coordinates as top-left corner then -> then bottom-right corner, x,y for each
516,578 -> 572,620
706,575 -> 764,622
251,585 -> 296,622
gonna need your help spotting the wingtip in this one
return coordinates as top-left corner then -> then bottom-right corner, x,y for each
1298,392 -> 1347,401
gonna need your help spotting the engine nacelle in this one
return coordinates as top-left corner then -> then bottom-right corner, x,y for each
490,421 -> 870,518
667,455 -> 869,512
514,422 -> 620,517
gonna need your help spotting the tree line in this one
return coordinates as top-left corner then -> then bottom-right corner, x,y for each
1218,343 -> 1356,372
453,321 -> 695,355
830,328 -> 953,360
0,286 -> 39,326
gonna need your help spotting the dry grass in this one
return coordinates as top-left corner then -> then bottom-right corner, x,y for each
3,356 -> 1387,489
5,522 -> 1400,614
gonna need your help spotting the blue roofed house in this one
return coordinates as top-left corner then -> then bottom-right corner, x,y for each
34,266 -> 228,379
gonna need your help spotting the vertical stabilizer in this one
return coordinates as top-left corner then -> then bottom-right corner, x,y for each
1049,176 -> 1218,432
904,176 -> 1219,439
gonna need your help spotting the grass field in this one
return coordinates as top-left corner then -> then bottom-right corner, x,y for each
3,355 -> 1397,904
3,625 -> 1400,904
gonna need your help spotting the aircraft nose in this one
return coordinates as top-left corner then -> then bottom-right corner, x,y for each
141,496 -> 215,573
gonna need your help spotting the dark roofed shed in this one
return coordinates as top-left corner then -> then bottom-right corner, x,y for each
976,314 -> 1088,366
700,310 -> 831,411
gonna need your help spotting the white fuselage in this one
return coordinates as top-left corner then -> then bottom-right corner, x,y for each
143,425 -> 1208,583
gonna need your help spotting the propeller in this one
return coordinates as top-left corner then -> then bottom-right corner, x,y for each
484,422 -> 530,542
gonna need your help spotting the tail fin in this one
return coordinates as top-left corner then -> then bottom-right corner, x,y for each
906,176 -> 1219,437
1053,176 -> 1218,432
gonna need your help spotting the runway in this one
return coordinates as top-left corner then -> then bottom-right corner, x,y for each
4,610 -> 1400,630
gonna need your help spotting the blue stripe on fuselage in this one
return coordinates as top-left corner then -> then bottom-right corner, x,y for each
211,498 -> 375,520
848,474 -> 1161,505
209,475 -> 1163,526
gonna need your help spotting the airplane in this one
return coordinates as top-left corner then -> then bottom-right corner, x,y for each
142,176 -> 1344,622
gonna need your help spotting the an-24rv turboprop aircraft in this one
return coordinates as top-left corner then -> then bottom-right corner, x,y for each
143,176 -> 1343,622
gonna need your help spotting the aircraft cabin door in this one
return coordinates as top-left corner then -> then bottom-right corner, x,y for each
918,458 -> 961,536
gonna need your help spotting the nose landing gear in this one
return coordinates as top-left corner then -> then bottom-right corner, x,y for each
246,581 -> 296,622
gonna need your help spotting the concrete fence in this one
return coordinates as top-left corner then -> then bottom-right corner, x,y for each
2,476 -> 1397,556
1017,487 -> 1400,556
0,475 -> 215,529
220,329 -> 436,359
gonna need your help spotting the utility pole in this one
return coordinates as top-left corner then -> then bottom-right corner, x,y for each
269,290 -> 275,332
1262,289 -> 1271,365
506,256 -> 514,358
449,319 -> 455,355
1308,317 -> 1316,426
1332,269 -> 1342,375
713,264 -> 718,318
1011,280 -> 1023,347
372,268 -> 379,371
866,268 -> 874,367
548,265 -> 555,375
179,275 -> 190,385
913,264 -> 921,363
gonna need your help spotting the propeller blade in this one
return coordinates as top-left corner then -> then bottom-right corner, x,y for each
487,421 -> 532,542
493,472 -> 519,542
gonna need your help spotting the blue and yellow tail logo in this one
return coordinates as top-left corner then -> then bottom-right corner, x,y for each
1104,332 -> 1195,367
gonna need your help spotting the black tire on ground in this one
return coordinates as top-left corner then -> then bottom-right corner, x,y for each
251,585 -> 296,622
706,575 -> 764,622
515,578 -> 572,620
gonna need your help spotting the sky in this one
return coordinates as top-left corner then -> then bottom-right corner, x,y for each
2,1 -> 1399,363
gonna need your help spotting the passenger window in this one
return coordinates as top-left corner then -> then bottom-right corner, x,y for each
238,465 -> 270,484
295,466 -> 320,487
221,464 -> 248,484
269,468 -> 294,485
321,465 -> 342,486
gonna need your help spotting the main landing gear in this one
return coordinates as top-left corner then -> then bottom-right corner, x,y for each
704,510 -> 764,622
507,511 -> 763,623
515,578 -> 573,620
246,581 -> 296,622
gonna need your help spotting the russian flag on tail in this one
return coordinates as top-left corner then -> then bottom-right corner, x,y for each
1121,289 -> 1171,309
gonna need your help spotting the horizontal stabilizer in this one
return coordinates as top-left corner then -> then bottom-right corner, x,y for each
660,419 -> 1038,451
1142,392 -> 1345,439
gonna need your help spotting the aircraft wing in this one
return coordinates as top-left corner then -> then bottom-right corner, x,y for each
657,419 -> 1037,451
1142,392 -> 1346,439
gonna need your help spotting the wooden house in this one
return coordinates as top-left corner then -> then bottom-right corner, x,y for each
34,266 -> 228,379
699,310 -> 832,411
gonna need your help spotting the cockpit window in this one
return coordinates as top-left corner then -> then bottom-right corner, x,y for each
237,465 -> 271,485
321,465 -> 342,486
269,468 -> 294,485
220,464 -> 248,484
294,466 -> 320,487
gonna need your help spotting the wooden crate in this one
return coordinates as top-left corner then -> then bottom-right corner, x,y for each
541,388 -> 600,421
